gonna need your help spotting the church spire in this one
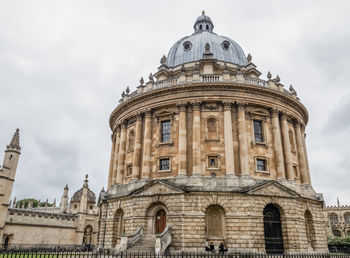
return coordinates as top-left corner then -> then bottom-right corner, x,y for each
6,128 -> 21,152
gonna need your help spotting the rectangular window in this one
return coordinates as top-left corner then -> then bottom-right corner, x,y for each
127,164 -> 132,176
208,156 -> 218,168
161,120 -> 171,142
293,165 -> 298,178
159,158 -> 170,171
256,159 -> 266,171
253,120 -> 263,142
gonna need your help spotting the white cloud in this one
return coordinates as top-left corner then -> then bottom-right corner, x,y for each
0,0 -> 349,206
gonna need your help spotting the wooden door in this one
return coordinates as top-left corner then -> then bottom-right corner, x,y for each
155,209 -> 166,234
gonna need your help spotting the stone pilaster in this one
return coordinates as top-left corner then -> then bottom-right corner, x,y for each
112,127 -> 121,185
116,122 -> 127,184
177,103 -> 187,176
237,101 -> 249,175
192,102 -> 202,175
295,120 -> 308,184
281,112 -> 294,180
132,113 -> 143,180
223,101 -> 235,176
107,133 -> 116,189
271,108 -> 285,179
142,110 -> 152,178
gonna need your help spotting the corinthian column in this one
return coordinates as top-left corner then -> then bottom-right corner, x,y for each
112,127 -> 121,184
116,122 -> 127,184
223,101 -> 235,175
237,101 -> 249,175
132,113 -> 142,180
295,120 -> 308,184
281,112 -> 294,180
177,103 -> 187,175
301,126 -> 312,184
107,133 -> 116,189
271,108 -> 285,179
142,110 -> 152,178
192,102 -> 202,175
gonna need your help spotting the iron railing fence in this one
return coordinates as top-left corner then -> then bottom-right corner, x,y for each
0,250 -> 349,258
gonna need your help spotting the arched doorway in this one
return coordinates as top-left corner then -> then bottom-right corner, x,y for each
263,204 -> 284,254
205,205 -> 225,241
83,225 -> 93,247
155,209 -> 166,234
3,236 -> 9,249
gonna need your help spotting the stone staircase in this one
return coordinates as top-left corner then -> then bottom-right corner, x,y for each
125,234 -> 156,253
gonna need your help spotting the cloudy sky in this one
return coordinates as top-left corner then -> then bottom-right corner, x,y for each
0,0 -> 349,206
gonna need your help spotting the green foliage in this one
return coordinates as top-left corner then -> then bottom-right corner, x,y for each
327,236 -> 350,246
15,198 -> 53,208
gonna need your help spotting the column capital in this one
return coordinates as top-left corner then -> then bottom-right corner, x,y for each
177,102 -> 187,112
281,110 -> 289,120
270,107 -> 280,118
144,109 -> 152,118
222,100 -> 233,111
121,120 -> 128,129
136,111 -> 142,120
236,100 -> 248,110
294,119 -> 304,128
191,101 -> 201,111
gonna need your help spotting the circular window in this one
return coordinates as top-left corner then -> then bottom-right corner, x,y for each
221,40 -> 230,50
183,41 -> 192,51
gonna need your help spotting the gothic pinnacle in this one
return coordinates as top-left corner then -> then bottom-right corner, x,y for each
7,128 -> 21,151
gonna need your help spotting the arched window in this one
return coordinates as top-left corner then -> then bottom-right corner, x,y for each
207,117 -> 217,140
332,228 -> 341,237
263,204 -> 284,254
112,209 -> 124,247
329,214 -> 339,224
289,130 -> 295,152
205,205 -> 225,240
199,25 -> 202,30
128,131 -> 135,151
206,25 -> 209,30
304,210 -> 315,250
83,225 -> 93,246
344,213 -> 350,224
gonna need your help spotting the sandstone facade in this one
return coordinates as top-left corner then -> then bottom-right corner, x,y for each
0,131 -> 99,248
97,12 -> 328,254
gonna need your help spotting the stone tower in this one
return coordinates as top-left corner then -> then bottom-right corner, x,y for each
0,129 -> 21,242
59,184 -> 69,213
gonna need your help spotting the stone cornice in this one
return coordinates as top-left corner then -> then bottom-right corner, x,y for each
110,82 -> 308,130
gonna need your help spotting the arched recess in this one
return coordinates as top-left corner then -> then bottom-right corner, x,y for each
206,116 -> 218,140
83,225 -> 93,245
205,205 -> 225,241
263,204 -> 284,254
329,213 -> 339,224
145,202 -> 168,235
112,208 -> 124,247
304,210 -> 316,250
128,130 -> 135,151
344,213 -> 350,224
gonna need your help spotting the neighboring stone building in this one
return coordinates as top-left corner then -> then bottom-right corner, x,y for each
0,129 -> 99,248
97,12 -> 329,253
324,199 -> 350,238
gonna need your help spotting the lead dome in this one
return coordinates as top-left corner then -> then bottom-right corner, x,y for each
166,11 -> 248,67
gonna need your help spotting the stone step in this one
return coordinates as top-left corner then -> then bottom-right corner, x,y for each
126,234 -> 157,252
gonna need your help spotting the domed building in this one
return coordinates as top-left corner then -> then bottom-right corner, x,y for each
97,12 -> 328,253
